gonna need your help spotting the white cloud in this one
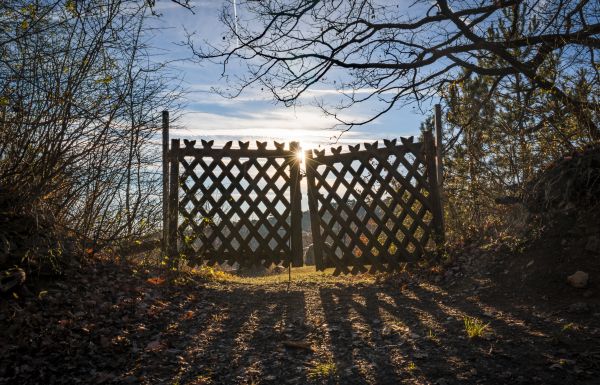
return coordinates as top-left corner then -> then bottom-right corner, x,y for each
171,107 -> 376,150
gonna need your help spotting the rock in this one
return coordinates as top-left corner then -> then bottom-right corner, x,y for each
567,271 -> 589,288
568,302 -> 590,314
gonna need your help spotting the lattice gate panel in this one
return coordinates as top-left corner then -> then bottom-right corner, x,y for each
305,137 -> 442,275
168,139 -> 303,268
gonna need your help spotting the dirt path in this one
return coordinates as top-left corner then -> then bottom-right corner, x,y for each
1,262 -> 599,384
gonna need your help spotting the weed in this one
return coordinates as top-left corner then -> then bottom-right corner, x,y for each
406,362 -> 417,371
561,322 -> 575,332
427,328 -> 440,343
308,359 -> 338,379
550,322 -> 577,344
463,316 -> 490,339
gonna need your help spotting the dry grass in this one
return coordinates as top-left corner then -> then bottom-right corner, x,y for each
189,265 -> 377,285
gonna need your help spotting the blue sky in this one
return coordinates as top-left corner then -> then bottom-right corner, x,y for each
148,1 -> 433,150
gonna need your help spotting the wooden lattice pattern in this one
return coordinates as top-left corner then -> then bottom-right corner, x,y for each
305,137 -> 442,275
169,139 -> 302,268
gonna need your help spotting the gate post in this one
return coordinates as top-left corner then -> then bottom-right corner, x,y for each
162,111 -> 169,256
289,141 -> 303,267
424,130 -> 445,247
168,139 -> 180,267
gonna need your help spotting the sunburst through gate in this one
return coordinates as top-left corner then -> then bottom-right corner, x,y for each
166,138 -> 303,269
163,125 -> 444,275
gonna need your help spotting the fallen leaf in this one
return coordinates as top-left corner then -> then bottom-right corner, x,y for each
181,310 -> 195,320
146,277 -> 165,285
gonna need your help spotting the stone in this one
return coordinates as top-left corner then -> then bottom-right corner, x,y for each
567,271 -> 589,288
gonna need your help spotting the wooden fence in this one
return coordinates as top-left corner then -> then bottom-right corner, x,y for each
162,108 -> 444,275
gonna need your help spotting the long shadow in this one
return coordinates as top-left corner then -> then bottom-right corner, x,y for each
383,279 -> 600,384
175,286 -> 307,384
317,277 -> 600,385
319,285 -> 426,384
32,259 -> 594,385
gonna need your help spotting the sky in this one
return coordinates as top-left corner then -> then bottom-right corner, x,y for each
148,1 -> 434,151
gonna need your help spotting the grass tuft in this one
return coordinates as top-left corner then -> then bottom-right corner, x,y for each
308,359 -> 338,379
463,316 -> 490,339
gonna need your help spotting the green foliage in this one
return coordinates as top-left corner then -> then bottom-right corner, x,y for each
436,3 -> 598,244
441,70 -> 596,243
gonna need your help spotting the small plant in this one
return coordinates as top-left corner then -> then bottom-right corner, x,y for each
561,322 -> 575,332
463,316 -> 490,339
406,362 -> 417,371
308,359 -> 338,380
427,328 -> 440,343
550,322 -> 577,344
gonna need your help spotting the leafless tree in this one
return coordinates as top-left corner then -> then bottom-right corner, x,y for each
0,0 -> 184,261
190,0 -> 599,138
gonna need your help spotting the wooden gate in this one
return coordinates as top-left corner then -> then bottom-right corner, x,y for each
164,138 -> 303,268
162,113 -> 444,275
304,133 -> 444,275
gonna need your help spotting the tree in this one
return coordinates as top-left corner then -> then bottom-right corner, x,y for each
0,0 -> 183,267
441,59 -> 596,238
191,0 -> 599,138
